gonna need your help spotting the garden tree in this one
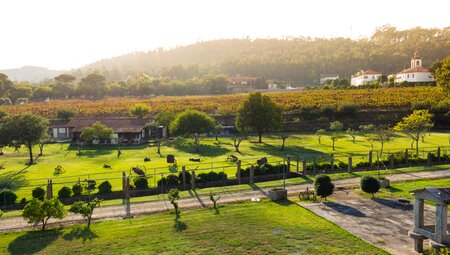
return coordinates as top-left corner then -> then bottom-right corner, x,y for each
169,110 -> 216,153
232,136 -> 243,153
69,198 -> 102,228
168,188 -> 180,218
235,91 -> 282,143
214,123 -> 223,141
359,124 -> 376,149
54,74 -> 76,84
129,103 -> 151,119
10,82 -> 33,102
280,133 -> 289,151
0,113 -> 48,164
57,108 -> 76,120
329,121 -> 344,150
22,198 -> 66,231
80,122 -> 113,143
38,131 -> 50,156
200,73 -> 230,94
314,175 -> 334,200
434,55 -> 450,91
156,110 -> 176,127
0,110 -> 9,154
393,110 -> 434,155
32,85 -> 52,100
346,128 -> 358,143
360,176 -> 381,198
372,125 -> 394,156
0,73 -> 14,97
209,192 -> 220,211
315,129 -> 326,144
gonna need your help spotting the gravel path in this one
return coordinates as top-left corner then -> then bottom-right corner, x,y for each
1,169 -> 450,234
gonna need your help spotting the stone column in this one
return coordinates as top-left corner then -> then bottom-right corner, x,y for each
249,165 -> 255,185
46,179 -> 53,200
389,154 -> 394,169
182,166 -> 187,190
427,153 -> 432,166
348,157 -> 352,172
435,203 -> 448,244
191,171 -> 196,189
369,151 -> 373,170
330,156 -> 335,172
437,147 -> 441,163
413,198 -> 424,231
236,160 -> 241,185
287,156 -> 291,172
302,160 -> 307,176
313,159 -> 316,175
405,149 -> 409,164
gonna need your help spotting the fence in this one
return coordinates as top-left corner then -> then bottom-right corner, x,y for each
2,145 -> 450,210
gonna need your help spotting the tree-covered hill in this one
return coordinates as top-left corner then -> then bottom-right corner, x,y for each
77,25 -> 450,85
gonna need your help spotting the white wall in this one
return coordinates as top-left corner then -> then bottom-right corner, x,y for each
395,72 -> 434,83
351,74 -> 381,86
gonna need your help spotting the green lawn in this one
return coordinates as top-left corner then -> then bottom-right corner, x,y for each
0,131 -> 449,200
0,200 -> 388,255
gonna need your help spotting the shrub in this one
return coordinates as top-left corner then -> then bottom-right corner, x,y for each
69,198 -> 101,228
83,180 -> 96,191
319,105 -> 335,118
72,183 -> 83,196
98,181 -> 112,193
411,101 -> 429,110
360,176 -> 380,198
431,102 -> 450,114
32,187 -> 46,201
197,171 -> 228,183
338,102 -> 358,116
22,198 -> 66,231
58,186 -> 72,199
0,190 -> 18,206
314,174 -> 334,200
134,177 -> 149,190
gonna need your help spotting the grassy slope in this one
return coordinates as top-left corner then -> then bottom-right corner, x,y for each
0,200 -> 388,255
0,131 -> 449,200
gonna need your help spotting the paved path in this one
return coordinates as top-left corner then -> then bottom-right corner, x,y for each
1,168 -> 450,255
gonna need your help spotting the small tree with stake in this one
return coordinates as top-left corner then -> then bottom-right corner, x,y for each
360,176 -> 380,198
314,174 -> 334,200
69,198 -> 102,228
168,188 -> 180,218
209,191 -> 220,211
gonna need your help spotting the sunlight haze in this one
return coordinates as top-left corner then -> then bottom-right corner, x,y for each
1,0 -> 449,70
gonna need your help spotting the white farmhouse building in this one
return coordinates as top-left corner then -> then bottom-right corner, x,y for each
395,52 -> 434,83
351,70 -> 382,86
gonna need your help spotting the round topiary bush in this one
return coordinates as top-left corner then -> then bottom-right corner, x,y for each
72,183 -> 83,196
32,187 -> 46,201
98,181 -> 112,194
58,186 -> 72,199
0,190 -> 18,206
314,174 -> 334,200
360,176 -> 380,198
134,177 -> 149,190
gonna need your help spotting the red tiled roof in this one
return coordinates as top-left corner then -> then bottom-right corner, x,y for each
66,117 -> 151,133
399,66 -> 430,74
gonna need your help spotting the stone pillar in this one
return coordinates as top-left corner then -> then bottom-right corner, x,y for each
249,165 -> 255,184
427,152 -> 432,166
182,166 -> 187,190
437,147 -> 441,163
408,231 -> 425,253
236,160 -> 241,185
46,179 -> 53,200
330,156 -> 334,172
405,149 -> 409,164
191,171 -> 196,189
435,203 -> 448,244
296,156 -> 299,172
125,176 -> 131,199
348,157 -> 352,172
122,172 -> 130,199
414,198 -> 424,230
369,151 -> 373,170
302,160 -> 307,176
313,159 -> 316,175
389,154 -> 394,169
287,156 -> 291,172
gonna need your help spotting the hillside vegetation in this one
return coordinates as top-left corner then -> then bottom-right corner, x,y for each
77,25 -> 450,84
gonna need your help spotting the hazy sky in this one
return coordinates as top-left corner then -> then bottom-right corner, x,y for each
1,0 -> 449,70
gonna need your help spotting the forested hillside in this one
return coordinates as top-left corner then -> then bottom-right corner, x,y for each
78,25 -> 450,84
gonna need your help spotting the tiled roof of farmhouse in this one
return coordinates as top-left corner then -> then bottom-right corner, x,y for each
399,66 -> 430,74
66,117 -> 151,133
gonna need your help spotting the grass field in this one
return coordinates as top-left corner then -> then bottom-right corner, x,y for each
0,200 -> 388,255
0,131 -> 449,200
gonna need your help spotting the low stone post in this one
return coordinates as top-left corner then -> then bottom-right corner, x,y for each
348,157 -> 352,172
46,179 -> 53,200
236,160 -> 241,185
369,151 -> 373,170
313,159 -> 316,175
330,156 -> 334,172
427,153 -> 432,166
287,156 -> 291,172
296,156 -> 299,172
249,165 -> 255,185
182,166 -> 187,190
387,154 -> 393,169
437,147 -> 441,163
302,160 -> 307,176
191,171 -> 196,189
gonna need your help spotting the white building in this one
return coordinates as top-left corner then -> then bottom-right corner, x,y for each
395,52 -> 434,83
320,74 -> 339,84
351,70 -> 382,86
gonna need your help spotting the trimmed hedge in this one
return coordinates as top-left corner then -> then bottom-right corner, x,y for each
98,181 -> 112,193
0,190 -> 18,206
32,187 -> 46,201
58,186 -> 72,199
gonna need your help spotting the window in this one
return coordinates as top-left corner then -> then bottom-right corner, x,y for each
412,74 -> 415,78
407,74 -> 410,78
58,128 -> 66,134
364,76 -> 368,79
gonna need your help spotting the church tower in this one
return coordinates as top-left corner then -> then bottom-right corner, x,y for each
411,51 -> 422,68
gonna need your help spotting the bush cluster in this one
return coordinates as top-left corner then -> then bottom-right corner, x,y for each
32,187 -> 46,201
72,183 -> 83,196
98,181 -> 112,193
0,190 -> 18,206
240,163 -> 287,177
58,186 -> 72,199
133,177 -> 149,190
